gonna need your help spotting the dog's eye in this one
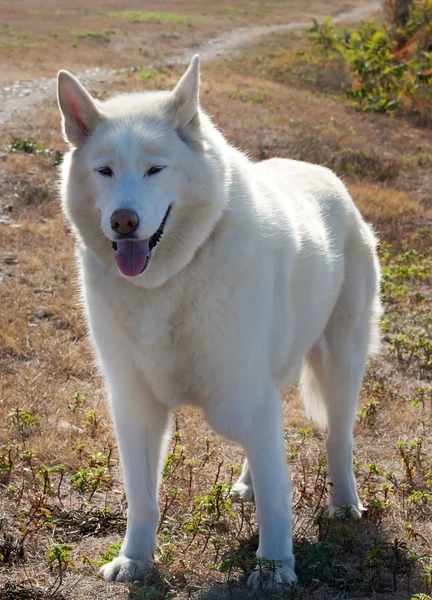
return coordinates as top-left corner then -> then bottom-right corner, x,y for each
147,166 -> 166,177
96,166 -> 114,177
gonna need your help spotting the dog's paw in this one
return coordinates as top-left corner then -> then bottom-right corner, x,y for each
329,502 -> 364,519
100,556 -> 149,583
230,482 -> 254,502
247,561 -> 297,591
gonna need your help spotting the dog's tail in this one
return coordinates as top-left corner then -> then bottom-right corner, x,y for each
299,340 -> 329,428
299,297 -> 382,430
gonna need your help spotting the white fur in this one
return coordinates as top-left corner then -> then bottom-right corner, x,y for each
57,56 -> 381,589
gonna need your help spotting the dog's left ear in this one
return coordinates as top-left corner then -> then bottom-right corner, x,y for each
170,55 -> 200,130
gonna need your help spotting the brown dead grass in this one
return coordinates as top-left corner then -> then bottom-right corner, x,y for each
0,0 -> 364,82
350,184 -> 423,221
1,5 -> 432,600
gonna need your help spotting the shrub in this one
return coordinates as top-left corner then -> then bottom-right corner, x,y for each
307,0 -> 432,119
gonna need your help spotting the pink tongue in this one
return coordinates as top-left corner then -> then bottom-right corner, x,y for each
115,239 -> 150,277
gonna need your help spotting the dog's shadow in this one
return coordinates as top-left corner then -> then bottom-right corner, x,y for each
126,513 -> 422,599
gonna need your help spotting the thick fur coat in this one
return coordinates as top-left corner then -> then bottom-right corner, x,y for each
57,56 -> 381,588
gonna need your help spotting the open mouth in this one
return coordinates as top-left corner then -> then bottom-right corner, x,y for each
112,206 -> 171,277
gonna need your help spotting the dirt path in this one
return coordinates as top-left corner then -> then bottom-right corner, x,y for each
0,1 -> 381,129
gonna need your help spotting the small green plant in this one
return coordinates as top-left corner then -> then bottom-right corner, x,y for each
36,464 -> 59,496
0,446 -> 14,474
82,409 -> 101,435
7,408 -> 38,440
6,27 -> 28,38
363,539 -> 387,585
193,483 -> 234,520
71,465 -> 110,500
411,386 -> 432,408
366,497 -> 390,524
5,137 -> 62,168
255,558 -> 283,589
93,541 -> 122,566
219,546 -> 256,576
162,429 -> 184,478
396,439 -> 425,485
6,138 -> 49,155
358,399 -> 379,425
68,391 -> 86,414
19,449 -> 37,477
228,89 -> 263,103
140,67 -> 157,81
295,540 -> 338,584
46,544 -> 74,590
87,31 -> 107,39
226,6 -> 249,16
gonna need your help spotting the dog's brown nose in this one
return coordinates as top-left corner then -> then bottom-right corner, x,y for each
110,209 -> 139,235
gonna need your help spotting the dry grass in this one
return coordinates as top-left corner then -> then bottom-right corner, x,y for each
0,0 -> 363,82
1,4 -> 432,600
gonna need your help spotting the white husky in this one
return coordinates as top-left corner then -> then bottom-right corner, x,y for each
57,56 -> 381,588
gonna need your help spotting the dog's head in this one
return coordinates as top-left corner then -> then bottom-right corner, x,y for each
58,56 -> 227,288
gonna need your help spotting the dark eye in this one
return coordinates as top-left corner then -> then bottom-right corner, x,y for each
147,166 -> 166,177
96,166 -> 114,177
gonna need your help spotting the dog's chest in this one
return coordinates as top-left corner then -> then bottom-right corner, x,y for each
113,282 -> 228,408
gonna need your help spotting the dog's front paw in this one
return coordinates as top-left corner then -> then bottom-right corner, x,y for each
100,556 -> 149,583
230,481 -> 254,502
329,502 -> 364,519
247,560 -> 297,591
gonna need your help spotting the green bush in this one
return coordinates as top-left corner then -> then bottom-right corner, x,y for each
308,0 -> 432,118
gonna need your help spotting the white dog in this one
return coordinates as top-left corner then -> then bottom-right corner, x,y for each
57,55 -> 381,589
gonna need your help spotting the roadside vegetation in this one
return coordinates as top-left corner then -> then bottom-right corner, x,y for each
307,0 -> 432,119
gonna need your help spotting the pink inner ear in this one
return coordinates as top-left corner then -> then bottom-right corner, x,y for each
65,89 -> 89,136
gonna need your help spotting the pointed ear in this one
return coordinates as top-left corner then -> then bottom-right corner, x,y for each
170,55 -> 200,129
57,70 -> 101,146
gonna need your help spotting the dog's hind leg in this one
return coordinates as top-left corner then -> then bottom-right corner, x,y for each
301,247 -> 381,517
303,325 -> 366,517
231,458 -> 254,501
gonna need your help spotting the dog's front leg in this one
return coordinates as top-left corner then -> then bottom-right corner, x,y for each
205,385 -> 296,590
100,378 -> 170,583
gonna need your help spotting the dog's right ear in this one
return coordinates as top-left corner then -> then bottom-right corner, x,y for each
57,70 -> 101,146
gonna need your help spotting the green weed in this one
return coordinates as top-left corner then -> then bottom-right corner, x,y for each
6,138 -> 49,155
70,31 -> 111,41
107,11 -> 188,24
46,544 -> 74,592
228,89 -> 263,103
6,27 -> 28,38
7,408 -> 38,441
68,391 -> 86,414
140,67 -> 157,81
92,541 -> 122,566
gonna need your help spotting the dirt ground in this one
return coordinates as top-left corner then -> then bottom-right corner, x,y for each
0,1 -> 431,599
0,0 -> 367,81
